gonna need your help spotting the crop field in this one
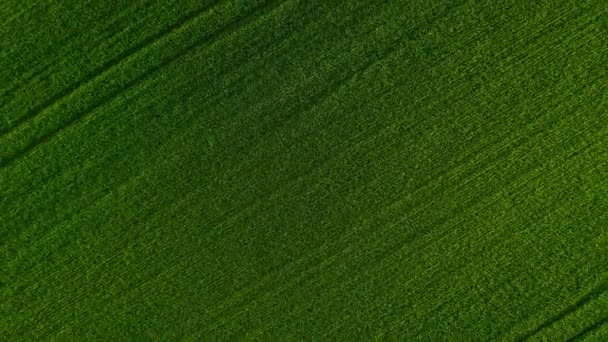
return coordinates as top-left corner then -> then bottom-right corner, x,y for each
1,0 -> 607,339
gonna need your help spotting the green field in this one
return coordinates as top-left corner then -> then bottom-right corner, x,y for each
2,0 -> 607,339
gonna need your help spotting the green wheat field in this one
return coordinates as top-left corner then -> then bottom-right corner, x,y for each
2,0 -> 607,339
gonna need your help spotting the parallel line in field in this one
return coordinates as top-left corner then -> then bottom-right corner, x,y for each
517,280 -> 608,341
4,2 -> 604,336
5,28 -> 600,330
0,0 -> 283,168
1,3 -> 132,103
0,2 -> 159,106
0,0 -> 220,137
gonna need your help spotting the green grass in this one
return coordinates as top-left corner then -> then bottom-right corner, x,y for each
2,0 -> 607,339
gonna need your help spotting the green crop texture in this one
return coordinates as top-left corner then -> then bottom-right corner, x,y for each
2,0 -> 607,339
